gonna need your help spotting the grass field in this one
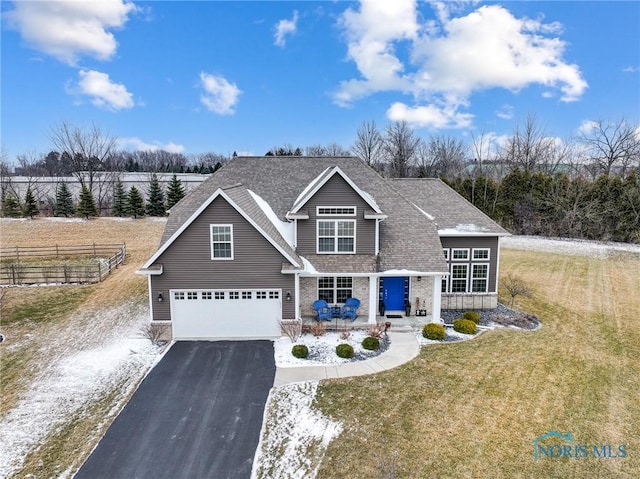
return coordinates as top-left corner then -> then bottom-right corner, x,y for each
313,248 -> 640,478
1,218 -> 639,478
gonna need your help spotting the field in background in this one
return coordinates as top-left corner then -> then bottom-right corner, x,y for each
0,218 -> 167,478
314,247 -> 640,478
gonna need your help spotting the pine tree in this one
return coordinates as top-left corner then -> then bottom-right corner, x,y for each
23,187 -> 39,218
112,179 -> 127,217
145,173 -> 166,216
77,185 -> 98,219
126,186 -> 145,218
166,174 -> 185,209
2,194 -> 21,218
55,181 -> 75,217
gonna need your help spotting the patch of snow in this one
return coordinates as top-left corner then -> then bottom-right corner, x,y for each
274,330 -> 386,367
291,167 -> 332,212
412,203 -> 435,221
43,217 -> 87,223
0,306 -> 163,478
299,256 -> 319,274
248,189 -> 295,246
502,235 -> 640,257
438,223 -> 491,235
252,381 -> 342,479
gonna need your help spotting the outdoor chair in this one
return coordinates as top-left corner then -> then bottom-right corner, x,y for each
341,297 -> 361,321
313,299 -> 333,322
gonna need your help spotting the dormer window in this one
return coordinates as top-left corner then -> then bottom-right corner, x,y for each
317,220 -> 355,253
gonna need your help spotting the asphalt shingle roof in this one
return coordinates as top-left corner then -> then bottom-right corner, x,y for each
392,178 -> 509,235
160,157 -> 449,274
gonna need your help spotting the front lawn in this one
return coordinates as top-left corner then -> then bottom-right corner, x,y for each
312,248 -> 640,478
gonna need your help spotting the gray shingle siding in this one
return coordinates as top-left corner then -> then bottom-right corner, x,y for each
150,195 -> 295,321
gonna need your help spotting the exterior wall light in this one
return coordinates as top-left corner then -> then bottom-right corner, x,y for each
286,291 -> 292,301
158,292 -> 164,302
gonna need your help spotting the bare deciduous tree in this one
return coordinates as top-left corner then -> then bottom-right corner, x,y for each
499,113 -> 558,174
578,118 -> 640,177
49,122 -> 118,192
501,273 -> 533,308
383,120 -> 420,178
416,134 -> 467,178
352,120 -> 384,169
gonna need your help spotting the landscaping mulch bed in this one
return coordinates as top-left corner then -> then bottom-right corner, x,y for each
440,303 -> 540,330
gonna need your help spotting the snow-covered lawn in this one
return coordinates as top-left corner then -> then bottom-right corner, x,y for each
251,381 -> 342,479
274,329 -> 388,367
502,235 -> 640,257
0,302 -> 164,478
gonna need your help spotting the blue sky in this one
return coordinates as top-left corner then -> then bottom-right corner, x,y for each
1,1 -> 639,162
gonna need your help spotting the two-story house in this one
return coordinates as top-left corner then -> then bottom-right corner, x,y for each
138,156 -> 508,340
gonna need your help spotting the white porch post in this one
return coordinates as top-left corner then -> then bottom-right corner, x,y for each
432,274 -> 442,323
368,275 -> 377,324
294,273 -> 300,319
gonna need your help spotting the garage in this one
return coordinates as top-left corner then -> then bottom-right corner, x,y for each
170,289 -> 282,339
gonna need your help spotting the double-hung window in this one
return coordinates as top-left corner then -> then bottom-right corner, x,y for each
451,264 -> 468,293
318,277 -> 353,303
317,220 -> 355,253
210,224 -> 233,260
472,264 -> 489,292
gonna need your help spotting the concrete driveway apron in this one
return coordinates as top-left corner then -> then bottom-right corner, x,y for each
75,340 -> 276,479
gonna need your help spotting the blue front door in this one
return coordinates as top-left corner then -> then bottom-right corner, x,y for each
382,277 -> 406,310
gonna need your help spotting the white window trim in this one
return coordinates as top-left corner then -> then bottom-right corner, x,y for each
316,206 -> 356,216
472,248 -> 491,261
450,263 -> 469,293
451,248 -> 470,261
471,263 -> 490,293
210,224 -> 234,260
317,276 -> 353,304
316,219 -> 356,254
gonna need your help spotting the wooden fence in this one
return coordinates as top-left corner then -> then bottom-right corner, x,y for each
0,243 -> 126,285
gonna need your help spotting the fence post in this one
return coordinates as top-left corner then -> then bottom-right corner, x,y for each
98,261 -> 102,282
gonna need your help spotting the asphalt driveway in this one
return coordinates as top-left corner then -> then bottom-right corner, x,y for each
75,340 -> 276,479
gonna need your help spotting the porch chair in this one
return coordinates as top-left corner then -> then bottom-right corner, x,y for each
313,299 -> 333,322
341,297 -> 361,322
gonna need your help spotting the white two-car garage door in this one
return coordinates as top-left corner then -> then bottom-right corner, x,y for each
170,289 -> 282,339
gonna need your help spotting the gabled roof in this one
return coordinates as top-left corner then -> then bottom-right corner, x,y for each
392,178 -> 509,236
289,165 -> 383,216
140,185 -> 300,271
153,157 -> 449,274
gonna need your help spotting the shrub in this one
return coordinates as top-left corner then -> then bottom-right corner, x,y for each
453,318 -> 477,335
292,344 -> 309,359
336,343 -> 355,359
463,311 -> 481,324
422,323 -> 446,340
362,336 -> 380,350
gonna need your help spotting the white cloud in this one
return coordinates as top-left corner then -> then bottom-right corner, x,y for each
335,1 -> 588,129
274,10 -> 299,47
68,69 -> 134,110
622,65 -> 640,73
335,0 -> 418,106
199,72 -> 242,115
578,119 -> 599,135
118,137 -> 184,153
496,104 -> 514,120
4,0 -> 137,65
387,101 -> 473,129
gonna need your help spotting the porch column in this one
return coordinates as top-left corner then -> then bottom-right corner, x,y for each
432,274 -> 442,323
368,275 -> 377,324
294,273 -> 300,319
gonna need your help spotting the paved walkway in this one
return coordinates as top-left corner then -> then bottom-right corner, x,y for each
274,327 -> 420,386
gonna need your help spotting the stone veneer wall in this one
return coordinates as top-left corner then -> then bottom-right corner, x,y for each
442,293 -> 498,310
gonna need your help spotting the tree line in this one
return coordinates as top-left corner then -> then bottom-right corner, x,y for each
1,116 -> 638,242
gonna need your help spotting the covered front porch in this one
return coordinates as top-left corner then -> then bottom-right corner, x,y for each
297,272 -> 444,326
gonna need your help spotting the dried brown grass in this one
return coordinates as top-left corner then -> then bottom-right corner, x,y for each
314,248 -> 640,478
